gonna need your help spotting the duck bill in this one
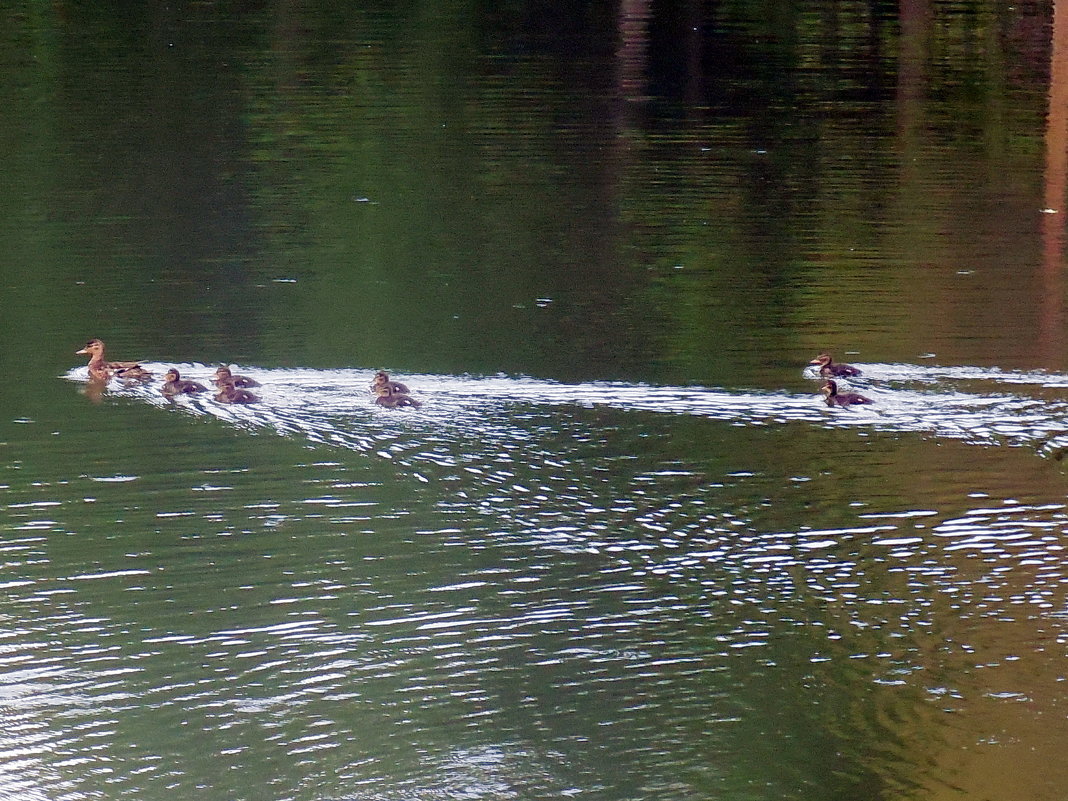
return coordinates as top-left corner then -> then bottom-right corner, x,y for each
808,358 -> 821,365
76,347 -> 90,355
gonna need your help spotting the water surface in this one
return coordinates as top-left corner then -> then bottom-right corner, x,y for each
3,2 -> 1068,800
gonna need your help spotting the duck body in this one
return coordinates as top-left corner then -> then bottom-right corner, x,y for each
821,380 -> 873,407
214,365 -> 260,388
76,339 -> 152,381
161,369 -> 208,396
810,353 -> 862,378
215,378 -> 260,404
374,385 -> 420,408
370,371 -> 410,395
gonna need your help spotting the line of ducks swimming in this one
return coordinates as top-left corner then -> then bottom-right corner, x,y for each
77,339 -> 863,410
75,339 -> 422,409
809,353 -> 873,407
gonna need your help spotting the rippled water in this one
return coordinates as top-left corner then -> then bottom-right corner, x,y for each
63,358 -> 1068,457
0,359 -> 1065,798
1,360 -> 1050,799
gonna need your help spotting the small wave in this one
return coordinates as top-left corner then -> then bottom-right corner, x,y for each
63,363 -> 1068,458
806,361 -> 1068,386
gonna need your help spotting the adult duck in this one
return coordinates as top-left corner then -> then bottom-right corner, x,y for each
821,379 -> 873,408
76,339 -> 152,381
374,384 -> 420,408
161,368 -> 209,397
810,353 -> 862,378
370,370 -> 410,395
214,365 -> 260,388
214,377 -> 260,404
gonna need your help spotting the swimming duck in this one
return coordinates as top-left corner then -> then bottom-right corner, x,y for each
214,365 -> 260,388
75,339 -> 152,381
161,368 -> 208,397
370,370 -> 410,395
374,384 -> 421,408
810,353 -> 862,378
821,379 -> 873,407
214,377 -> 260,404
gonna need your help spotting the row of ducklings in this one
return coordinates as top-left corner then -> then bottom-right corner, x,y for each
809,353 -> 872,407
78,339 -> 862,410
165,368 -> 423,407
76,339 -> 421,408
162,366 -> 261,404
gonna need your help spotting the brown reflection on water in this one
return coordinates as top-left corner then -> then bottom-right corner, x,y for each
1041,0 -> 1068,366
920,627 -> 1068,801
875,444 -> 1068,801
896,0 -> 930,141
616,0 -> 651,102
779,432 -> 1068,801
78,377 -> 107,404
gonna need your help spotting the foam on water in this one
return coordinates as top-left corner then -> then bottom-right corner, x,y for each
62,361 -> 1068,458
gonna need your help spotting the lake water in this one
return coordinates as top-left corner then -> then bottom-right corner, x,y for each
3,2 -> 1068,800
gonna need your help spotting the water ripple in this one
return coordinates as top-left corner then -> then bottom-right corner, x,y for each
42,361 -> 1068,800
61,361 -> 1068,460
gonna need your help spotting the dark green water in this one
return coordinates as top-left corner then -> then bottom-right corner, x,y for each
3,2 -> 1068,800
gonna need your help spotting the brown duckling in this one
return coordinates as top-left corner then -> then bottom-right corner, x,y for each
810,353 -> 862,378
214,365 -> 260,388
821,379 -> 873,407
76,338 -> 152,382
161,368 -> 209,397
214,377 -> 260,404
370,370 -> 410,395
374,384 -> 421,409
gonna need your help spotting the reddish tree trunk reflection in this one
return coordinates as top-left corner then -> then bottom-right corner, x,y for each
1042,0 -> 1068,365
897,0 -> 930,139
617,0 -> 652,102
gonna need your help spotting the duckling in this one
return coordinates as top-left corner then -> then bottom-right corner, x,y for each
76,338 -> 152,381
374,384 -> 421,409
821,379 -> 873,407
809,353 -> 862,378
214,377 -> 260,404
213,365 -> 260,388
370,370 -> 410,395
161,368 -> 209,397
